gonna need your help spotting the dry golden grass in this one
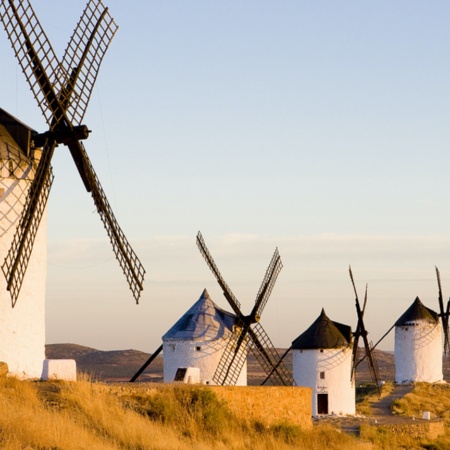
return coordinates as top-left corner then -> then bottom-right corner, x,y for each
5,375 -> 450,450
356,381 -> 395,416
0,375 -> 374,450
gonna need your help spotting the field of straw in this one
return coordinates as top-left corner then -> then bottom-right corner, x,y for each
0,375 -> 450,449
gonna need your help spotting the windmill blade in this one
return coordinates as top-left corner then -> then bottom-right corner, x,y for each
349,268 -> 381,393
0,0 -> 66,127
436,266 -> 450,356
261,346 -> 293,386
59,0 -> 118,125
248,322 -> 294,386
251,247 -> 283,319
362,283 -> 368,316
2,140 -> 56,307
196,232 -> 242,315
445,299 -> 450,355
130,344 -> 163,382
0,0 -> 92,191
77,142 -> 145,303
360,336 -> 382,396
350,334 -> 360,381
213,320 -> 249,386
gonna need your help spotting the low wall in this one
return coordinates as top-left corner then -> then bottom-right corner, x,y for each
210,386 -> 312,429
365,420 -> 445,440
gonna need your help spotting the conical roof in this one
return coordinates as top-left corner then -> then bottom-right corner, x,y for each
0,108 -> 33,164
292,308 -> 352,350
0,124 -> 29,165
162,289 -> 237,342
395,296 -> 439,326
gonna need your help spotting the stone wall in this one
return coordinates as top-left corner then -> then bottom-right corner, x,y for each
210,386 -> 312,429
365,420 -> 445,440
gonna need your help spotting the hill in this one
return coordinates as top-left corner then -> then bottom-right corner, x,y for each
46,344 -> 403,384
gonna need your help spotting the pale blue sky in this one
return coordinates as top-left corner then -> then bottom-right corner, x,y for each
2,1 -> 450,353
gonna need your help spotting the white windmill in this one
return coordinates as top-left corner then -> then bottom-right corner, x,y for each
290,268 -> 380,416
162,289 -> 246,385
131,232 -> 294,386
0,1 -> 145,378
394,295 -> 444,384
291,308 -> 354,416
0,109 -> 47,378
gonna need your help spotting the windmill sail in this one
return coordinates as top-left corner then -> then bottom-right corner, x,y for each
435,267 -> 450,356
0,0 -> 145,305
349,266 -> 381,395
197,231 -> 293,386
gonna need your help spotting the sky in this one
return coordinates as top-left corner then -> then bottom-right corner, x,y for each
2,1 -> 450,353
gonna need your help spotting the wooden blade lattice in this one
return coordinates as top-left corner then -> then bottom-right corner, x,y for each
60,0 -> 118,125
213,320 -> 249,386
365,341 -> 381,390
436,267 -> 450,356
79,141 -> 145,303
196,232 -> 242,313
248,322 -> 294,386
0,0 -> 145,305
0,0 -> 66,127
2,141 -> 55,307
253,247 -> 283,318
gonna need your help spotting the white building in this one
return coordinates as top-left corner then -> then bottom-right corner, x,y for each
162,289 -> 247,385
0,109 -> 46,378
292,308 -> 355,416
394,297 -> 443,384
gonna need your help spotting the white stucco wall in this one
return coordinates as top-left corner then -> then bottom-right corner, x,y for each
293,347 -> 355,416
394,322 -> 443,384
0,160 -> 46,378
163,339 -> 247,386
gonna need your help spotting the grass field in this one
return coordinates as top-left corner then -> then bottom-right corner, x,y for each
0,375 -> 449,449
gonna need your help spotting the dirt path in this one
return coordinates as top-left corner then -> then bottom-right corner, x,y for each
370,384 -> 414,420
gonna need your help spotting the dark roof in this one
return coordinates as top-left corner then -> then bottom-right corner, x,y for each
292,308 -> 352,350
0,108 -> 35,159
395,296 -> 439,326
162,289 -> 237,342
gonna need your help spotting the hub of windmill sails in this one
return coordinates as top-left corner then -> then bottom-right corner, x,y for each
32,125 -> 90,148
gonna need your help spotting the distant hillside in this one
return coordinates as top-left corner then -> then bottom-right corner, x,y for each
46,344 -> 417,384
46,344 -> 163,382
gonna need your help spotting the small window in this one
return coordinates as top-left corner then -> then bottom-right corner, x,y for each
169,344 -> 175,351
195,346 -> 201,351
320,372 -> 325,379
8,160 -> 14,177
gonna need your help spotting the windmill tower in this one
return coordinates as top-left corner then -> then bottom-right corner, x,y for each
394,296 -> 443,384
162,289 -> 246,385
291,309 -> 354,416
0,109 -> 46,378
0,0 -> 145,378
291,268 -> 380,416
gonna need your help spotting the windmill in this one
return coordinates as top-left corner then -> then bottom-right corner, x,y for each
435,266 -> 450,356
0,0 -> 145,307
130,288 -> 242,384
393,269 -> 446,384
348,266 -> 381,395
196,231 -> 293,386
291,308 -> 355,416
